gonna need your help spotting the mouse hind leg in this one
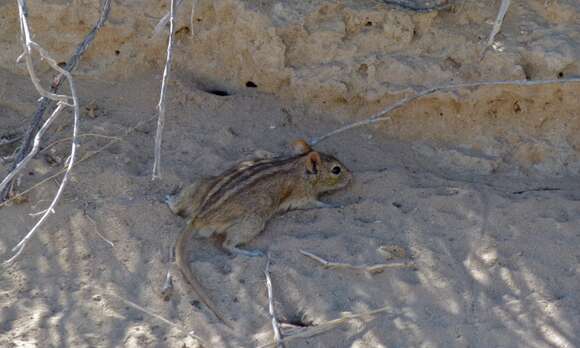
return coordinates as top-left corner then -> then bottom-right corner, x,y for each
222,216 -> 266,257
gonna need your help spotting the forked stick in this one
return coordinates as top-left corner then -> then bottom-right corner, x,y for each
0,0 -> 111,201
4,0 -> 80,265
0,103 -> 65,194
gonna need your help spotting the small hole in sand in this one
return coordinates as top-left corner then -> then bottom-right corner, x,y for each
558,72 -> 564,78
365,21 -> 373,26
245,81 -> 257,88
206,89 -> 231,96
114,50 -> 120,56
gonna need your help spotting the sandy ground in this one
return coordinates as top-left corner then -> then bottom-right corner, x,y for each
1,66 -> 579,348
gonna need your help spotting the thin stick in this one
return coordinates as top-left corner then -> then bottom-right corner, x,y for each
4,0 -> 81,265
481,0 -> 511,60
0,103 -> 64,194
299,250 -> 414,274
259,305 -> 396,348
264,253 -> 284,348
309,77 -> 580,146
16,1 -> 69,103
1,0 -> 111,202
152,0 -> 177,180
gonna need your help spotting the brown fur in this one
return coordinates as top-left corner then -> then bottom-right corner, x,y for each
165,140 -> 352,324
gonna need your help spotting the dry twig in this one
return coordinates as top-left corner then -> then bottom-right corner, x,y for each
481,0 -> 511,59
309,77 -> 580,146
4,0 -> 81,265
0,104 -> 65,194
264,253 -> 284,348
1,0 -> 111,201
299,250 -> 414,274
152,0 -> 177,180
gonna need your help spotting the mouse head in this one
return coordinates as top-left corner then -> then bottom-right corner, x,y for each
302,149 -> 352,194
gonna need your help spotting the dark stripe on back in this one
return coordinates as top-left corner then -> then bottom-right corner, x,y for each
199,154 -> 302,217
202,157 -> 274,206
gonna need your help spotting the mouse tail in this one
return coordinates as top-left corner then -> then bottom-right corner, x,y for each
175,221 -> 232,328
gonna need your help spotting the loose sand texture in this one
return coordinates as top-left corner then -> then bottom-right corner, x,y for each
1,0 -> 580,347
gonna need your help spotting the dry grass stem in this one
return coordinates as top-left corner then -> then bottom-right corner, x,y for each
481,0 -> 511,59
264,253 -> 284,348
152,0 -> 177,180
259,305 -> 396,348
299,250 -> 415,274
310,77 -> 580,145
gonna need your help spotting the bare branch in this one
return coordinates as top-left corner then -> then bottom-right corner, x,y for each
264,253 -> 284,348
152,0 -> 177,180
16,1 -> 69,103
299,250 -> 415,274
309,77 -> 580,146
0,103 -> 64,194
1,0 -> 111,202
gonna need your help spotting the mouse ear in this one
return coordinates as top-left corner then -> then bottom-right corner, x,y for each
305,151 -> 321,174
291,139 -> 311,155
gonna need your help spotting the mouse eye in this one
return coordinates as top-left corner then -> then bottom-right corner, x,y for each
331,166 -> 341,175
